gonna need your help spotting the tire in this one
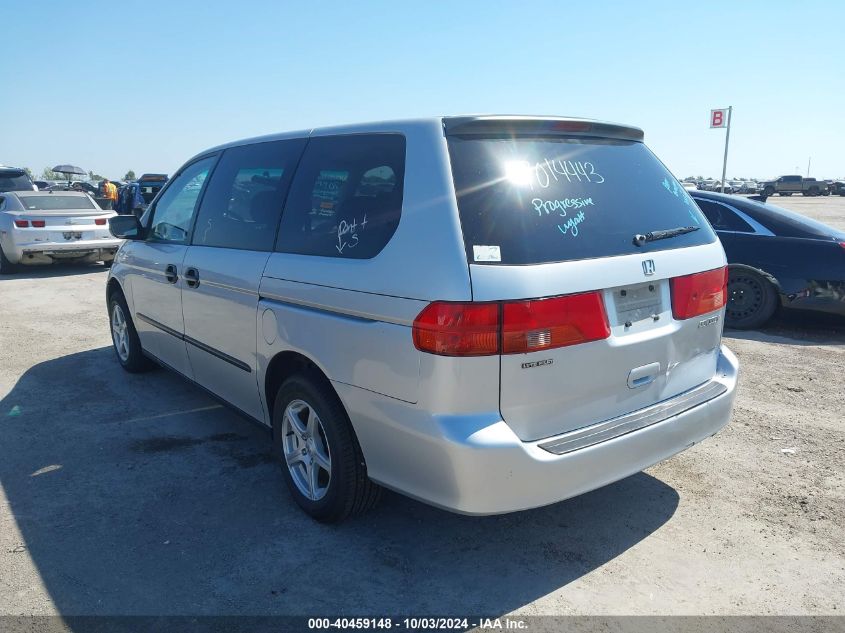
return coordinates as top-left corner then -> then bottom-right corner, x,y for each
108,290 -> 155,373
725,268 -> 778,329
272,373 -> 382,522
763,186 -> 775,197
0,245 -> 17,275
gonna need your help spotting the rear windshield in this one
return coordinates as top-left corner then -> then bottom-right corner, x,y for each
20,195 -> 96,210
0,172 -> 33,192
740,197 -> 845,240
447,137 -> 716,264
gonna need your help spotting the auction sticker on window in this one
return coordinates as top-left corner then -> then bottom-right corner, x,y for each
473,245 -> 501,262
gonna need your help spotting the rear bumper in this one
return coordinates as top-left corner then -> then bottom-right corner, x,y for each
338,345 -> 739,515
12,238 -> 121,262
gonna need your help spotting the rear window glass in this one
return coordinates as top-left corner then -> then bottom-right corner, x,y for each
447,137 -> 716,265
19,195 -> 96,210
0,172 -> 33,192
738,197 -> 845,240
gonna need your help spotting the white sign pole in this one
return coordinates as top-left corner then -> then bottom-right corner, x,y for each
720,106 -> 732,193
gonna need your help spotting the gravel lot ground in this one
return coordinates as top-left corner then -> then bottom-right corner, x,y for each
0,196 -> 843,617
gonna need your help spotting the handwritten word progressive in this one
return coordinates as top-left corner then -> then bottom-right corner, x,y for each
532,197 -> 595,216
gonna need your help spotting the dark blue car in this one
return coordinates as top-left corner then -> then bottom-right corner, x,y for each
691,190 -> 845,328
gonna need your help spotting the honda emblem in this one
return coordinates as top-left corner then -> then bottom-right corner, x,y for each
642,260 -> 656,276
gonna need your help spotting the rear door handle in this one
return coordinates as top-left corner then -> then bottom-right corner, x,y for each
164,264 -> 178,284
184,267 -> 200,289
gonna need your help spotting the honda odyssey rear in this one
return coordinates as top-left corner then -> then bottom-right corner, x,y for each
107,115 -> 738,522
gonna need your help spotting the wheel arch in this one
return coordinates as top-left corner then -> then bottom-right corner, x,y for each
728,263 -> 784,304
264,350 -> 338,423
106,277 -> 125,309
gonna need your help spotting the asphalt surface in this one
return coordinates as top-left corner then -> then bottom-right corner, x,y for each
0,196 -> 843,617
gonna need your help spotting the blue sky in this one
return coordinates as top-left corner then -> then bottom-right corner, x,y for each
3,0 -> 843,180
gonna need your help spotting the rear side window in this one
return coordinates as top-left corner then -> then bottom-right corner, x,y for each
19,195 -> 95,210
193,138 -> 306,251
447,137 -> 716,265
695,199 -> 754,233
277,134 -> 405,259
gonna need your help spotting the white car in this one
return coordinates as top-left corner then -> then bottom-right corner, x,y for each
0,191 -> 121,273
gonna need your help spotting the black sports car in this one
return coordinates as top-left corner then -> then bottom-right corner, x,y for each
690,191 -> 845,328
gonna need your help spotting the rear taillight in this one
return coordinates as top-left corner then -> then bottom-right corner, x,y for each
502,292 -> 609,353
412,302 -> 499,356
671,266 -> 728,320
31,220 -> 46,228
14,220 -> 29,228
412,291 -> 610,357
95,218 -> 107,225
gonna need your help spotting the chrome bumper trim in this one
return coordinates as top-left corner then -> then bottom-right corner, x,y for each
538,380 -> 728,455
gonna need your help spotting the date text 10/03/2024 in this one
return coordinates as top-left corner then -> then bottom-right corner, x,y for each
307,616 -> 528,629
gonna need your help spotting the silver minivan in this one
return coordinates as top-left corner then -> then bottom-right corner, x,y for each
106,116 -> 739,522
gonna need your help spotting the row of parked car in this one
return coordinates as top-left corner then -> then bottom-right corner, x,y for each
0,166 -> 169,273
686,175 -> 845,197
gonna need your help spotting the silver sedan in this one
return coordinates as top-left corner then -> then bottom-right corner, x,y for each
0,191 -> 122,273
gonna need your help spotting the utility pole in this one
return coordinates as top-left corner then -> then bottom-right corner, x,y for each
807,157 -> 811,177
720,106 -> 732,193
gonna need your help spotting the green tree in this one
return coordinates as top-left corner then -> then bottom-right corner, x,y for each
41,167 -> 61,180
88,170 -> 105,181
124,170 -> 136,181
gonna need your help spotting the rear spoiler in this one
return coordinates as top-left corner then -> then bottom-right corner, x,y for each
443,116 -> 644,142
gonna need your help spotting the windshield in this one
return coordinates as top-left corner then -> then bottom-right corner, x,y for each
0,172 -> 34,192
447,136 -> 716,265
19,195 -> 96,211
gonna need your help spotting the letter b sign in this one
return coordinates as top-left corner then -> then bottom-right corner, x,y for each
710,109 -> 727,128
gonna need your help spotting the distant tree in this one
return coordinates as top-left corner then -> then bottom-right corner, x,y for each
23,167 -> 33,178
124,170 -> 136,181
88,170 -> 105,180
41,167 -> 61,180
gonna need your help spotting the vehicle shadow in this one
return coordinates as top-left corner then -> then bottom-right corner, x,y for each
2,262 -> 110,280
0,347 -> 679,617
725,312 -> 845,347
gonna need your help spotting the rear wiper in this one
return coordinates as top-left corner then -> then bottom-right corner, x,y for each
632,226 -> 699,247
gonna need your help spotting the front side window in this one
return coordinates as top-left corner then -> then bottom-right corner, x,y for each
193,139 -> 306,251
149,156 -> 216,243
277,134 -> 405,259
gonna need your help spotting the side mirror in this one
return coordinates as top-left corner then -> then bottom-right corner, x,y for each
109,215 -> 144,240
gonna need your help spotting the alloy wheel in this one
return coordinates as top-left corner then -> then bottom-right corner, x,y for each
111,303 -> 130,362
281,399 -> 332,501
